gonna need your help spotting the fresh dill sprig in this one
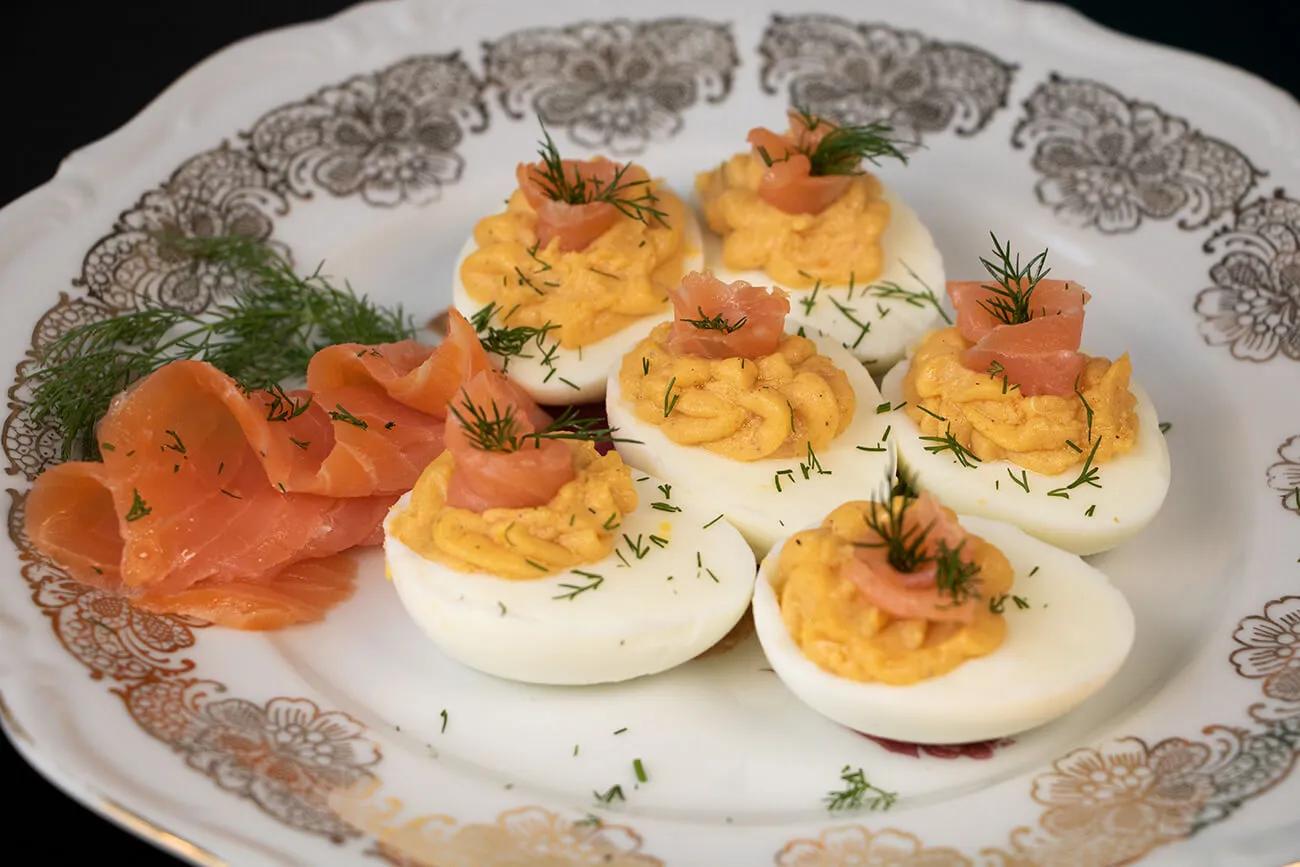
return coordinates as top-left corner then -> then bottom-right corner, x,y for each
823,765 -> 897,812
531,122 -> 667,226
681,307 -> 747,333
920,425 -> 982,469
858,493 -> 933,573
125,488 -> 152,522
790,109 -> 907,176
975,233 -> 1051,326
29,233 -> 413,460
1047,437 -> 1102,498
934,540 -> 981,605
450,394 -> 636,453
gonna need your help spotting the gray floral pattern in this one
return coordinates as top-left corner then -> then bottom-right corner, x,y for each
1013,74 -> 1261,233
1267,435 -> 1300,516
248,54 -> 487,207
75,146 -> 286,313
1195,190 -> 1300,362
484,19 -> 737,155
759,14 -> 1016,146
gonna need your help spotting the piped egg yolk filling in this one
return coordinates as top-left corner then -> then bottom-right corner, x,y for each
459,181 -> 692,349
620,323 -> 857,461
695,153 -> 890,288
903,328 -> 1140,475
389,442 -> 637,579
777,501 -> 1013,685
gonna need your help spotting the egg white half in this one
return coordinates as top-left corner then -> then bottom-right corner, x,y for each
879,361 -> 1171,556
702,185 -> 945,374
451,207 -> 703,405
753,514 -> 1135,743
607,329 -> 894,556
384,472 -> 755,685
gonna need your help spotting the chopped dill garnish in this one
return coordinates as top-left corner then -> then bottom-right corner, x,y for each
589,266 -> 620,280
526,558 -> 547,571
1047,437 -> 1102,498
1029,566 -> 1040,577
594,784 -> 626,804
828,296 -> 872,348
1159,421 -> 1171,434
440,709 -> 449,733
975,233 -> 1051,326
920,426 -> 982,468
990,594 -> 1032,614
559,377 -> 580,391
875,401 -> 892,414
289,436 -> 310,450
125,488 -> 151,522
614,727 -> 628,735
1065,439 -> 1082,453
657,483 -> 671,499
824,765 -> 897,812
1085,504 -> 1097,517
916,404 -> 946,422
531,122 -> 667,225
641,357 -> 650,375
649,534 -> 669,548
681,307 -> 747,333
554,570 -> 604,600
162,429 -> 186,454
856,444 -> 886,452
633,758 -> 648,783
469,302 -> 558,366
703,514 -> 724,529
800,281 -> 821,316
602,513 -> 621,531
262,384 -> 313,422
868,278 -> 947,323
329,404 -> 368,429
624,534 -> 650,559
651,502 -> 682,513
219,488 -> 242,499
498,601 -> 507,617
1007,468 -> 1030,493
662,377 -> 681,417
29,233 -> 413,459
513,265 -> 543,295
1075,380 -> 1095,442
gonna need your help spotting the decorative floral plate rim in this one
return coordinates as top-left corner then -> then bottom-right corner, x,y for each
1,1 -> 1298,865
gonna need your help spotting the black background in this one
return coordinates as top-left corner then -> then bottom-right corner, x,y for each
1,2 -> 1296,862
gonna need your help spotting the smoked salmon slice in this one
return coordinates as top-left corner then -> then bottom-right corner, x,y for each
24,315 -> 492,629
747,112 -> 850,215
948,279 -> 1089,344
134,554 -> 359,631
516,157 -> 651,252
667,271 -> 790,359
842,494 -> 978,624
443,370 -> 575,512
960,311 -> 1087,398
947,278 -> 1090,397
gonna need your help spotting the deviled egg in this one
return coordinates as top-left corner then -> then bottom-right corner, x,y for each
880,236 -> 1170,555
385,368 -> 754,685
452,124 -> 702,404
752,493 -> 1135,743
695,110 -> 945,373
607,271 -> 893,555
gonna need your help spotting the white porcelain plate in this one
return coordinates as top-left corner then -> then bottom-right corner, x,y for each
2,1 -> 1299,864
